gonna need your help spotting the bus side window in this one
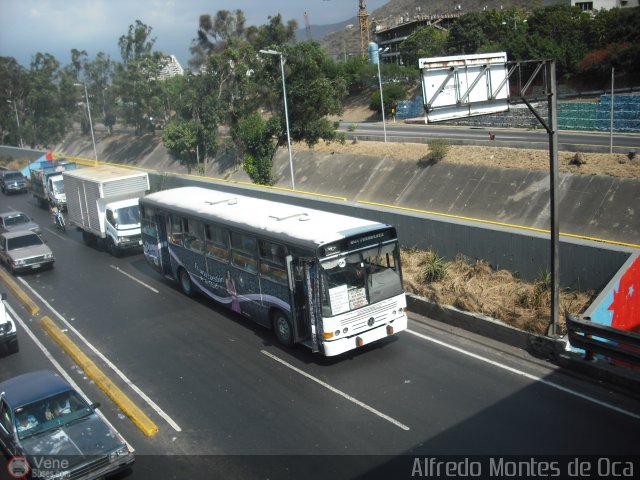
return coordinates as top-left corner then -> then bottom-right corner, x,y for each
184,219 -> 204,253
204,224 -> 230,262
140,206 -> 157,237
231,232 -> 257,274
169,215 -> 183,246
259,240 -> 287,284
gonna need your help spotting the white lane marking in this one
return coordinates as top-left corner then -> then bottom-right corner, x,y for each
261,350 -> 410,431
406,329 -> 640,421
110,265 -> 159,293
18,278 -> 181,432
4,301 -> 135,452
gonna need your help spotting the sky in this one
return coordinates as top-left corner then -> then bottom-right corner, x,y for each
0,0 -> 389,69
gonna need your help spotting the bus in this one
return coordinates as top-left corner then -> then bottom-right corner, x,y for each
139,186 -> 407,356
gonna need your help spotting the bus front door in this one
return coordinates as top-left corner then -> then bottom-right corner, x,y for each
288,257 -> 321,353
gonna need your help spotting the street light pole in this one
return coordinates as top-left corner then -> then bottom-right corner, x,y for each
259,49 -> 295,190
75,82 -> 98,164
7,99 -> 23,148
376,47 -> 390,143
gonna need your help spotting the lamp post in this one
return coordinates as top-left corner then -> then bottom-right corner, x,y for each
6,99 -> 23,148
259,49 -> 295,190
75,82 -> 98,164
376,47 -> 390,143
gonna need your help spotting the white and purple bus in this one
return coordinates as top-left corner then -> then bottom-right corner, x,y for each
139,186 -> 407,356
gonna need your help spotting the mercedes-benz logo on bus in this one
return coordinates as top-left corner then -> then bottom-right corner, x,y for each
367,317 -> 375,327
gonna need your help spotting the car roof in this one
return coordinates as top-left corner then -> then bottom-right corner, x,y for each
0,230 -> 40,239
0,370 -> 73,408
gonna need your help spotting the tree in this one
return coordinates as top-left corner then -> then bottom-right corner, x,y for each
23,53 -> 75,148
0,57 -> 28,146
113,20 -> 167,135
235,113 -> 279,185
369,82 -> 406,116
260,42 -> 346,149
189,9 -> 248,69
162,120 -> 206,172
400,27 -> 448,68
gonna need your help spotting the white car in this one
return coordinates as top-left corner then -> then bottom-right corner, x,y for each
0,292 -> 18,355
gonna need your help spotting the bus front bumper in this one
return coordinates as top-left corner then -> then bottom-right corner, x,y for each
321,316 -> 408,357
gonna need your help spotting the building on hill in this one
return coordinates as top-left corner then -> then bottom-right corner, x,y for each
373,0 -> 638,65
569,0 -> 639,10
373,12 -> 462,65
158,54 -> 184,80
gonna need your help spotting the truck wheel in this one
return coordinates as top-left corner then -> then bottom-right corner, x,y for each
273,311 -> 294,347
108,238 -> 121,257
178,268 -> 194,297
82,231 -> 96,246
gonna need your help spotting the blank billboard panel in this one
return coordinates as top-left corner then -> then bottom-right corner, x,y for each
419,52 -> 510,123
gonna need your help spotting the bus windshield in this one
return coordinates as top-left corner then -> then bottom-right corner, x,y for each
320,242 -> 403,317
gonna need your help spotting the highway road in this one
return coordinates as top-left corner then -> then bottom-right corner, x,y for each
339,121 -> 640,154
1,190 -> 639,479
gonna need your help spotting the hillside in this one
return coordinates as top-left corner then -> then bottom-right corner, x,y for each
319,0 -> 540,59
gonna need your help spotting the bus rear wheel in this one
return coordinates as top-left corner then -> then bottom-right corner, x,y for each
178,268 -> 194,297
273,312 -> 293,347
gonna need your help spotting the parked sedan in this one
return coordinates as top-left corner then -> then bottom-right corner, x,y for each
0,370 -> 134,479
0,292 -> 18,355
0,211 -> 42,235
0,231 -> 54,274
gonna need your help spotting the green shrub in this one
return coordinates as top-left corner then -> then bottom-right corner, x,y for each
427,138 -> 450,162
417,250 -> 448,283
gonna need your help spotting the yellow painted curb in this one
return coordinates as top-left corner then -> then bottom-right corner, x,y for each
0,268 -> 40,316
39,316 -> 159,437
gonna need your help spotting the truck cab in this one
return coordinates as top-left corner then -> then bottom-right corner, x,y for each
102,197 -> 143,254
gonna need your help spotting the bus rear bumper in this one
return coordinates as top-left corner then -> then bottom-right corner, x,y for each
322,316 -> 408,357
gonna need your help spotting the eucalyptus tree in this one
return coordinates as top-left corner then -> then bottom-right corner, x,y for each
23,53 -> 76,148
113,20 -> 167,135
84,52 -> 116,131
0,56 -> 28,146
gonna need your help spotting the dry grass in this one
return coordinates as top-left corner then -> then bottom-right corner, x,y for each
308,141 -> 640,179
401,249 -> 595,335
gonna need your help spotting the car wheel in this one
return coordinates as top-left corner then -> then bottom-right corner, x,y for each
178,268 -> 194,297
273,311 -> 294,347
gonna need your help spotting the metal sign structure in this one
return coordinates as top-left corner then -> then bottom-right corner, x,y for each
419,53 -> 561,337
419,52 -> 510,123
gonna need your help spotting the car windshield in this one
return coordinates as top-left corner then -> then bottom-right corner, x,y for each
7,234 -> 43,250
4,173 -> 23,181
14,390 -> 91,440
320,242 -> 403,316
4,214 -> 30,227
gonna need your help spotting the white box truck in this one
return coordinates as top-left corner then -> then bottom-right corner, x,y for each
63,165 -> 150,255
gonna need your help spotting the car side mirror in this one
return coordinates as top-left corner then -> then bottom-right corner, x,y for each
1,293 -> 6,301
90,402 -> 101,410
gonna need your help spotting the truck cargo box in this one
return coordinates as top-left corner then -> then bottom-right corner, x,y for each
63,166 -> 150,239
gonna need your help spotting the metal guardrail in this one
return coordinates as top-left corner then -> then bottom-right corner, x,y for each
566,313 -> 640,366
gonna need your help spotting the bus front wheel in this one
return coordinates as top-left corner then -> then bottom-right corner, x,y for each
273,312 -> 293,347
178,268 -> 194,297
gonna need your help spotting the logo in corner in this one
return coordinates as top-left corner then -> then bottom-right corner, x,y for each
7,456 -> 30,479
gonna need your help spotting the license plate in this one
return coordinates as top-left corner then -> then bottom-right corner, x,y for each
31,265 -> 40,269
